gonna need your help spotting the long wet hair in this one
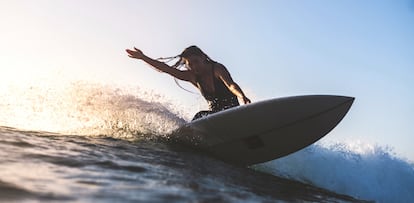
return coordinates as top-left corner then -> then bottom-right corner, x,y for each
156,45 -> 217,93
158,45 -> 217,70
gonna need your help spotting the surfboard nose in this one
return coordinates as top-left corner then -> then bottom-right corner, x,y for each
321,95 -> 354,102
330,95 -> 355,111
309,95 -> 354,109
338,95 -> 355,103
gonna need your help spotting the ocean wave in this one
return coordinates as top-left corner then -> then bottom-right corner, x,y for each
255,142 -> 414,203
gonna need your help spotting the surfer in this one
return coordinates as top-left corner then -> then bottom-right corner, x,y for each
126,45 -> 251,120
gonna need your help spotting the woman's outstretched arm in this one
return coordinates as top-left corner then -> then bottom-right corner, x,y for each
126,47 -> 194,82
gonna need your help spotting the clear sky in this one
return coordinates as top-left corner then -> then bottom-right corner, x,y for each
1,1 -> 413,160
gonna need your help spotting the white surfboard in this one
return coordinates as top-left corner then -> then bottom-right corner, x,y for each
174,95 -> 354,166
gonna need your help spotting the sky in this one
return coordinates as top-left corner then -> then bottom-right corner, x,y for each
0,1 -> 413,160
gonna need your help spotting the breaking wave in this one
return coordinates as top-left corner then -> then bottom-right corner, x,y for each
256,142 -> 414,203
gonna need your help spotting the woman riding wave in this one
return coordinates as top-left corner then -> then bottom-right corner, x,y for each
126,45 -> 251,120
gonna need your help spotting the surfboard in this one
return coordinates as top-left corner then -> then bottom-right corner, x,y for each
174,95 -> 354,166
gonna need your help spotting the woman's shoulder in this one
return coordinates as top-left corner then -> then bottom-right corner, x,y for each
213,62 -> 230,75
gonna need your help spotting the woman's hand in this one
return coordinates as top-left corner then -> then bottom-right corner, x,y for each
242,96 -> 251,104
126,47 -> 145,59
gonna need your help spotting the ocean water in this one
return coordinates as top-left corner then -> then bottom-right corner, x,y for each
1,81 -> 413,202
256,143 -> 414,203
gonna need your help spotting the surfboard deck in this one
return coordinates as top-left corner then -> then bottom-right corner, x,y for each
173,95 -> 354,166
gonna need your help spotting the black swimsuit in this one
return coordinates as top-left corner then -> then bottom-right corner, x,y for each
192,63 -> 239,120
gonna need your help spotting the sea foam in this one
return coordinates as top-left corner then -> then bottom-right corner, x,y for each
256,141 -> 414,203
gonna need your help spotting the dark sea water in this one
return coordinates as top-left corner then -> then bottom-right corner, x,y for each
0,126 -> 369,203
1,82 -> 413,203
